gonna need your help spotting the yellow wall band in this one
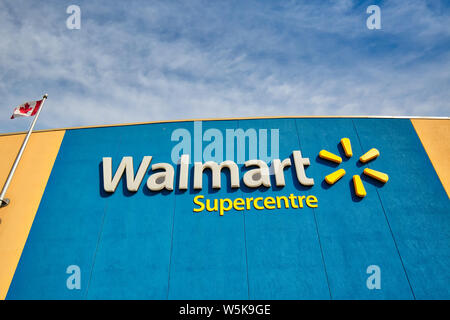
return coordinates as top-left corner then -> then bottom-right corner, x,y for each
0,130 -> 65,300
411,119 -> 450,197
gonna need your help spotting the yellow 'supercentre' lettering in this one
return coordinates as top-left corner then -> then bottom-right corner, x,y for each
193,194 -> 318,215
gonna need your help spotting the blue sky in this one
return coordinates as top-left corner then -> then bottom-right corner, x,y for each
0,0 -> 449,133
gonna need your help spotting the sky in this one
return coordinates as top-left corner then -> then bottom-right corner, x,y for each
0,0 -> 449,133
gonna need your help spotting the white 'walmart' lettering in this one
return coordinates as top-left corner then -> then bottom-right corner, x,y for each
102,151 -> 314,193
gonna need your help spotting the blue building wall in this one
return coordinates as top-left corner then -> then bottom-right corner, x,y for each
6,118 -> 450,299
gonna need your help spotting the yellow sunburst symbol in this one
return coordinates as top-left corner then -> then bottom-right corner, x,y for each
319,138 -> 389,198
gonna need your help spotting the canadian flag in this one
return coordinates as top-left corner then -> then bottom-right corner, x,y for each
10,99 -> 43,119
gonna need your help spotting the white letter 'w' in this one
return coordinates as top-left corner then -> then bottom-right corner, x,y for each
103,156 -> 152,193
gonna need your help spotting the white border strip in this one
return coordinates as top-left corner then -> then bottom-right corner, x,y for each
0,115 -> 448,136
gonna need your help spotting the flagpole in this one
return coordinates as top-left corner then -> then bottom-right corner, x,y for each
0,94 -> 48,208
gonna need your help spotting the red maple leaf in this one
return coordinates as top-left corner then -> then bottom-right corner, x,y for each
19,103 -> 32,114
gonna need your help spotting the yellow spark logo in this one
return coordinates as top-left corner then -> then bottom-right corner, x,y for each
319,138 -> 389,198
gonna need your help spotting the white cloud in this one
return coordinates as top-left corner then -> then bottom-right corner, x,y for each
0,0 -> 448,133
